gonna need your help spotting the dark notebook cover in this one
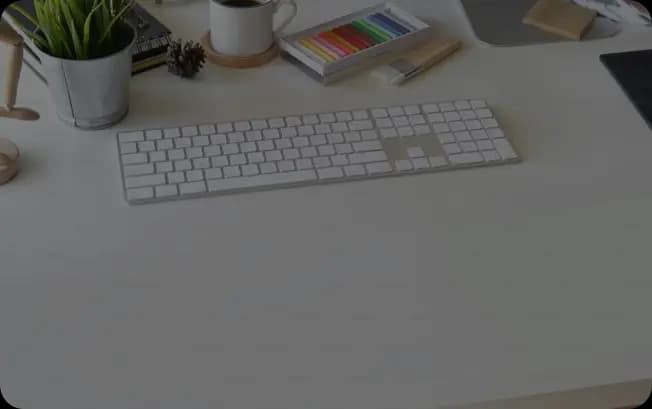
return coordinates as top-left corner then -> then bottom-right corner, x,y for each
3,0 -> 171,64
600,49 -> 652,129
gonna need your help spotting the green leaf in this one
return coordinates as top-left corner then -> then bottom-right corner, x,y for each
60,0 -> 85,58
98,0 -> 134,45
83,0 -> 104,57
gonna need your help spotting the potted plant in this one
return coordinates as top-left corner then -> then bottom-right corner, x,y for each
10,0 -> 136,129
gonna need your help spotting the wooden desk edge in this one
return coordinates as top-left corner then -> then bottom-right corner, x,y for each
443,379 -> 652,409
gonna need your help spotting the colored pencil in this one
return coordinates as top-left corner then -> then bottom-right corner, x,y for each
351,20 -> 389,43
334,25 -> 373,49
373,12 -> 412,35
367,14 -> 405,37
298,39 -> 337,62
363,16 -> 398,38
320,31 -> 358,54
312,35 -> 348,58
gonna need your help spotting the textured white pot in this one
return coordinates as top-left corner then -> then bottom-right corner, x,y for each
39,25 -> 135,130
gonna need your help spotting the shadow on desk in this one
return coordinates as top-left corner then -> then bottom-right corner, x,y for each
444,379 -> 652,409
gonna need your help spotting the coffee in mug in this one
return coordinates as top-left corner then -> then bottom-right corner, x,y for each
209,0 -> 297,57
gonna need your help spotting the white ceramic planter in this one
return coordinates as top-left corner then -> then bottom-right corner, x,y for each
39,25 -> 136,130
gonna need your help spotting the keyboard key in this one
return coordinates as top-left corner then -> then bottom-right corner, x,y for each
315,124 -> 331,134
319,113 -> 336,123
124,163 -> 154,177
301,146 -> 318,158
265,150 -> 283,161
380,128 -> 398,139
175,137 -> 192,148
286,116 -> 302,126
493,138 -> 518,160
240,142 -> 256,153
438,133 -> 456,144
344,132 -> 361,142
229,154 -> 246,165
205,168 -> 223,179
393,116 -> 409,127
211,134 -> 227,145
313,157 -> 331,168
121,142 -> 138,154
477,140 -> 494,151
242,164 -> 260,176
193,158 -> 211,169
450,122 -> 466,132
251,119 -> 268,130
216,123 -> 234,133
180,181 -> 207,195
465,120 -> 483,130
361,130 -> 379,140
223,166 -> 241,178
461,142 -> 478,152
449,152 -> 484,165
335,143 -> 353,154
331,155 -> 349,166
344,165 -> 366,177
354,141 -> 382,152
222,144 -> 239,155
125,174 -> 165,189
455,100 -> 471,110
146,130 -> 163,140
475,108 -> 492,118
366,161 -> 392,174
409,115 -> 426,125
349,151 -> 387,164
395,160 -> 413,171
276,138 -> 292,149
157,139 -> 174,150
422,104 -> 439,113
376,118 -> 393,128
156,161 -> 173,173
168,172 -> 185,184
332,122 -> 348,132
298,125 -> 315,136
212,156 -> 229,167
470,100 -> 487,109
296,158 -> 314,170
293,136 -> 309,147
398,127 -> 415,137
281,127 -> 298,138
371,108 -> 389,118
482,118 -> 499,128
263,129 -> 281,140
318,167 -> 344,179
186,170 -> 204,182
123,153 -> 148,165
439,102 -> 455,111
188,137 -> 207,149
260,162 -> 278,174
353,110 -> 369,120
471,130 -> 489,140
482,150 -> 501,162
455,131 -> 472,142
302,114 -> 319,124
248,152 -> 265,163
327,133 -> 345,144
119,131 -> 144,143
182,126 -> 199,137
414,125 -> 431,136
246,130 -> 263,141
428,113 -> 445,123
199,124 -> 216,135
318,145 -> 336,156
164,128 -> 181,138
186,147 -> 203,159
283,149 -> 300,159
488,128 -> 505,139
126,187 -> 154,201
268,118 -> 285,128
433,123 -> 451,133
175,160 -> 192,171
235,121 -> 251,131
207,170 -> 317,192
388,106 -> 404,116
407,147 -> 425,158
258,140 -> 274,151
278,160 -> 296,172
443,144 -> 461,155
403,105 -> 420,115
349,120 -> 373,131
429,156 -> 448,168
310,134 -> 327,145
412,158 -> 430,169
336,111 -> 353,121
155,185 -> 178,198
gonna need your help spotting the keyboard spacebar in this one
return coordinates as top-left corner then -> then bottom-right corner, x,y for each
207,170 -> 318,193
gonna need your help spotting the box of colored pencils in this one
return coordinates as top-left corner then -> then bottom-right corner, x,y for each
279,2 -> 432,83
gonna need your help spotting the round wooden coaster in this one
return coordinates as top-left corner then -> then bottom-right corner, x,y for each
0,137 -> 19,185
200,32 -> 280,68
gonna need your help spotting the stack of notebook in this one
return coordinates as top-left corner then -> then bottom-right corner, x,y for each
280,2 -> 432,83
2,0 -> 172,83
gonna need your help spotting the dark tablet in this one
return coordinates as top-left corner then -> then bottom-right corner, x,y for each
600,49 -> 652,129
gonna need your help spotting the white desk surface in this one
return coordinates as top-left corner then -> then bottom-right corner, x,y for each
2,1 -> 652,408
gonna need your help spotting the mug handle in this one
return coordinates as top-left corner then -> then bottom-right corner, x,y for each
273,0 -> 297,36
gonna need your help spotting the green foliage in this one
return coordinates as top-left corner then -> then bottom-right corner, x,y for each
10,0 -> 135,60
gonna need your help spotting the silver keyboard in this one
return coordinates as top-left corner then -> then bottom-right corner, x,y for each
117,99 -> 519,204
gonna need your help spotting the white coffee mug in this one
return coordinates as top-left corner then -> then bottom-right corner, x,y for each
210,0 -> 297,57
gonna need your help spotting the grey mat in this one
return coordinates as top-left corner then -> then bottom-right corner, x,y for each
460,0 -> 621,47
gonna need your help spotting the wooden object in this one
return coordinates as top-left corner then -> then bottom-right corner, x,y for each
200,31 -> 279,68
523,0 -> 597,40
0,137 -> 19,185
0,23 -> 39,121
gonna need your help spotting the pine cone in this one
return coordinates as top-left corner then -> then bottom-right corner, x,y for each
167,39 -> 206,78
